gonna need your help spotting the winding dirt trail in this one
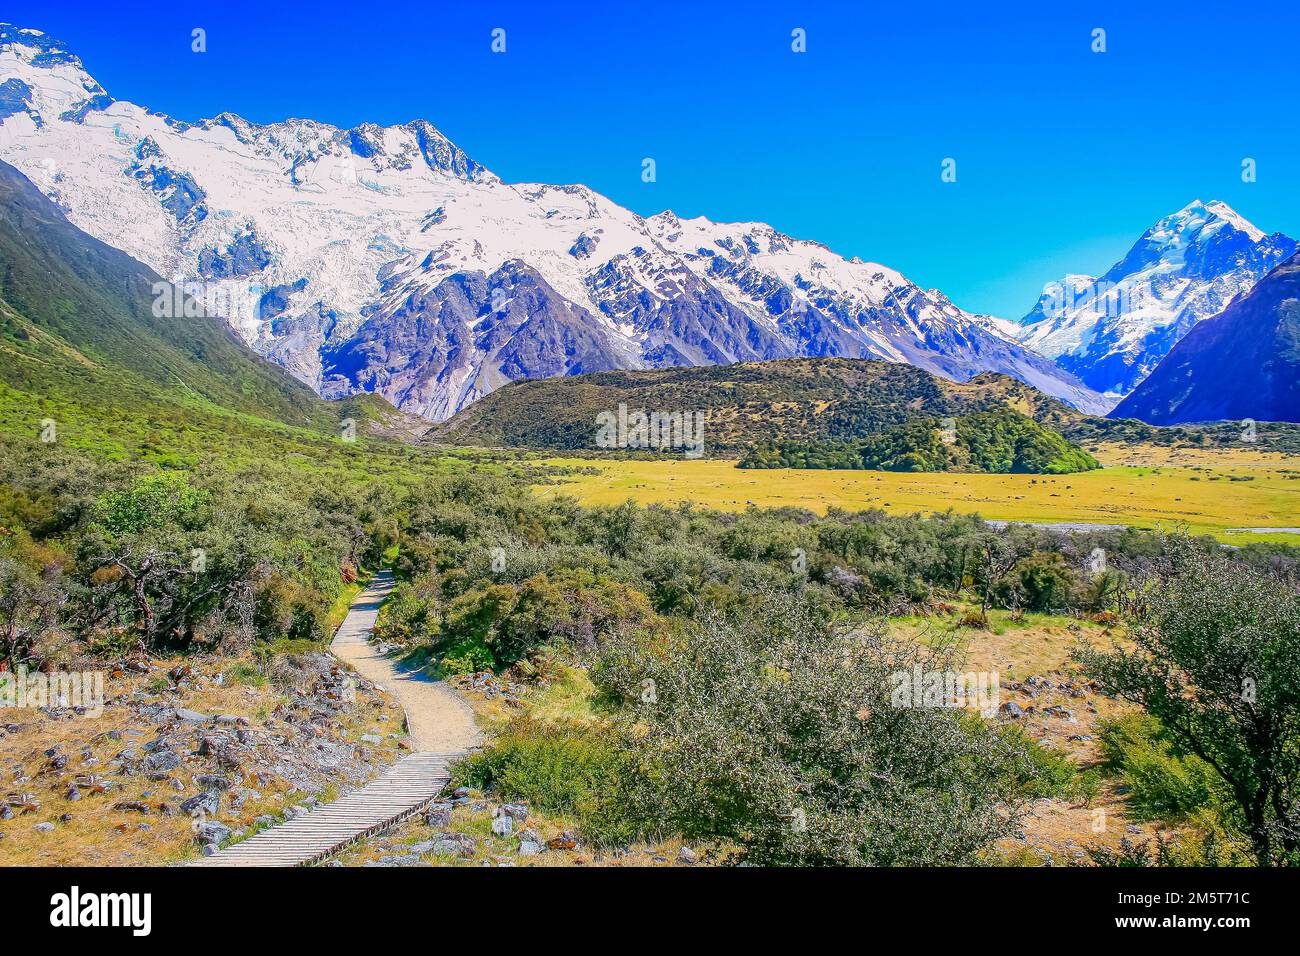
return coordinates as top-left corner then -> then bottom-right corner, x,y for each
192,569 -> 479,866
331,570 -> 481,753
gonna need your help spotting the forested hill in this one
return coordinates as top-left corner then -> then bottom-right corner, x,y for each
740,408 -> 1101,474
431,357 -> 1088,453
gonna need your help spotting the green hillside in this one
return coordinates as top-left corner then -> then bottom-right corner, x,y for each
740,408 -> 1101,474
431,356 -> 1087,453
0,161 -> 328,427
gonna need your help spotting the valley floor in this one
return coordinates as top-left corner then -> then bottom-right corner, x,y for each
536,444 -> 1300,546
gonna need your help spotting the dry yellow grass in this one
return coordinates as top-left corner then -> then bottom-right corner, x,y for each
536,447 -> 1300,545
0,656 -> 405,866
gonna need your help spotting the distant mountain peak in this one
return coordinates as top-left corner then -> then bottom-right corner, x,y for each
1014,200 -> 1297,397
1111,254 -> 1300,425
1144,198 -> 1266,249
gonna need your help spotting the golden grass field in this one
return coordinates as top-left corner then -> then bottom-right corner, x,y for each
536,442 -> 1300,546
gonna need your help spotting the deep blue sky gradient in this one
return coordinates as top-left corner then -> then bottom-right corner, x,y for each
5,0 -> 1297,317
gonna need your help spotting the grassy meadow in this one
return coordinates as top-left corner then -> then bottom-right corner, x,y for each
536,443 -> 1300,546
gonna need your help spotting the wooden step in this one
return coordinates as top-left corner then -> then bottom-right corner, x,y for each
188,749 -> 463,866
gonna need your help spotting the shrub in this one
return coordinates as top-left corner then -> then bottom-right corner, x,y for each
453,719 -> 640,845
592,595 -> 1046,865
1096,714 -> 1224,822
1075,535 -> 1300,865
997,552 -> 1079,612
438,639 -> 496,676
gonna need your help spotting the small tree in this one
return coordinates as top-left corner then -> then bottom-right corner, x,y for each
1074,536 -> 1300,865
976,533 -> 1017,615
0,555 -> 63,666
998,552 -> 1079,613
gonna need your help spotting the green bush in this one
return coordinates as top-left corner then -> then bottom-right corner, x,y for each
996,552 -> 1079,612
591,596 -> 1047,865
453,719 -> 640,845
1097,714 -> 1224,822
438,639 -> 496,676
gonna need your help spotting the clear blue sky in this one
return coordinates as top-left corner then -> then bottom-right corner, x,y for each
5,0 -> 1298,318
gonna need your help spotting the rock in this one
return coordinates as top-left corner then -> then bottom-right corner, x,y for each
678,846 -> 698,865
173,708 -> 209,723
491,812 -> 513,837
999,701 -> 1025,719
180,790 -> 220,816
144,749 -> 181,773
193,774 -> 232,791
547,831 -> 579,851
500,802 -> 529,823
34,822 -> 55,832
430,832 -> 477,857
359,734 -> 382,745
517,840 -> 543,856
66,786 -> 82,802
201,844 -> 218,857
194,820 -> 232,846
424,803 -> 453,827
112,801 -> 150,814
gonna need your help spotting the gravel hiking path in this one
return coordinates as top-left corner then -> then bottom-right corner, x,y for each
331,569 -> 481,753
191,570 -> 479,865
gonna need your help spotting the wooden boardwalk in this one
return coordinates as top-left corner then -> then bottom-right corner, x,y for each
191,752 -> 457,867
192,570 -> 470,867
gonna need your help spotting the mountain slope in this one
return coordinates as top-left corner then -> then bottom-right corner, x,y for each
0,24 -> 1107,420
1012,200 -> 1297,397
1110,255 -> 1300,425
430,356 -> 1090,453
0,159 -> 327,427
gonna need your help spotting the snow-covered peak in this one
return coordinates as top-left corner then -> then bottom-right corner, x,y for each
0,22 -> 492,185
1142,198 -> 1265,252
0,23 -> 111,123
1014,200 -> 1296,396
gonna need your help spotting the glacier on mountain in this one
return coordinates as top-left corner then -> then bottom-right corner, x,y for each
0,23 -> 1110,419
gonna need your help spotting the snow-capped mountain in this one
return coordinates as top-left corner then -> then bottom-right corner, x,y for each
0,24 -> 1108,420
1011,200 -> 1297,398
1110,251 -> 1300,425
